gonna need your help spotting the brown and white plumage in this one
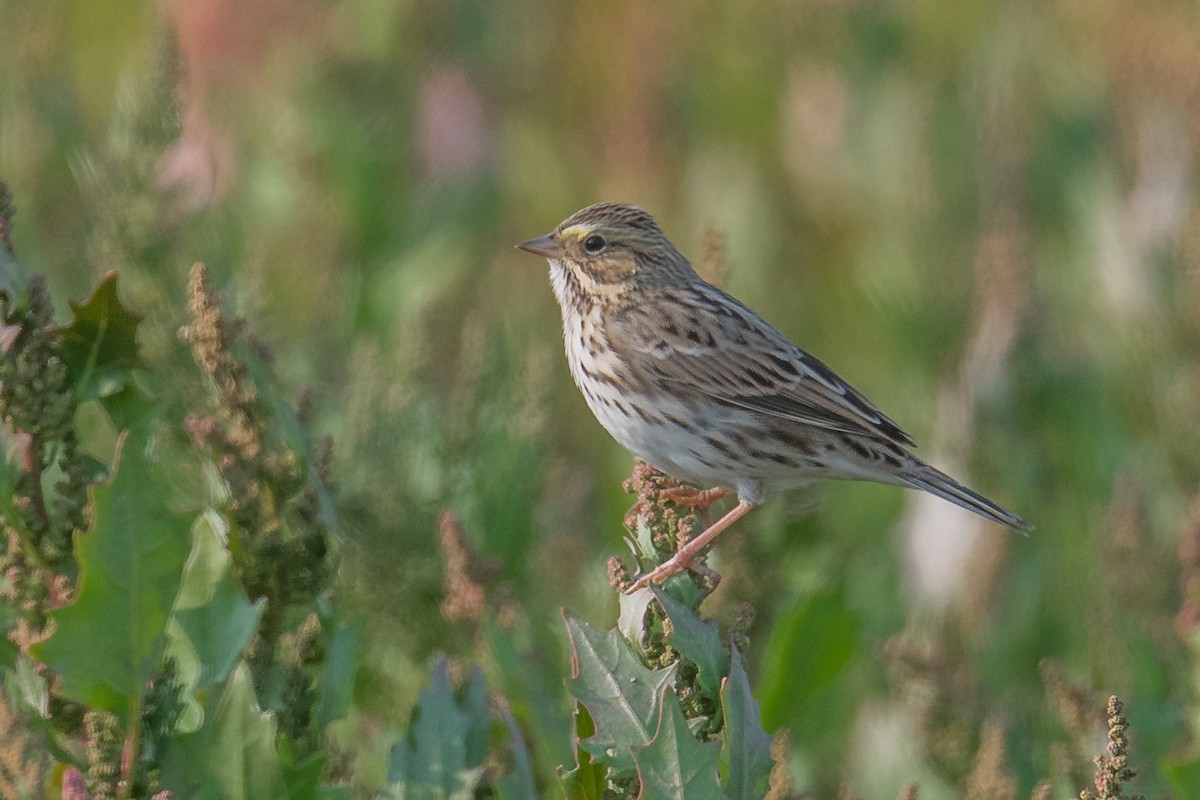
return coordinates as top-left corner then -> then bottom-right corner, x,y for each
519,202 -> 1029,585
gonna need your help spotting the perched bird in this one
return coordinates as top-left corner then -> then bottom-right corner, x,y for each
518,202 -> 1030,589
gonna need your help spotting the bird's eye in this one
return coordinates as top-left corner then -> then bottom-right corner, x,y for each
583,234 -> 606,254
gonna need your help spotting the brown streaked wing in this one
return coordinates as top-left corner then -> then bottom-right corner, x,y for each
607,283 -> 917,448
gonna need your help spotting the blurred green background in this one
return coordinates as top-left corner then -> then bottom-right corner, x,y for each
3,0 -> 1199,796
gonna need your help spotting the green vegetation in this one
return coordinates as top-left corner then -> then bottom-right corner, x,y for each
1,1 -> 1198,797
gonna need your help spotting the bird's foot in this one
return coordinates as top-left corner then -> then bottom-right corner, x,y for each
661,485 -> 728,511
629,559 -> 721,592
629,555 -> 688,591
625,500 -> 754,594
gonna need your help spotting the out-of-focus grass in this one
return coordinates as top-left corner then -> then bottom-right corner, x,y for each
3,0 -> 1200,795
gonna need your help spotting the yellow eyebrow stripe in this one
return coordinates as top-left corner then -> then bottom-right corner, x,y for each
560,224 -> 591,239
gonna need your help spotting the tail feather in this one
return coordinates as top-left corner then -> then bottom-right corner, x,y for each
904,460 -> 1032,532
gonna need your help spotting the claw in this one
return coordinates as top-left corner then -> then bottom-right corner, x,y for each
623,500 -> 754,593
661,486 -> 728,511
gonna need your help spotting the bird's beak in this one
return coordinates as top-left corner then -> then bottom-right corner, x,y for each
516,233 -> 563,259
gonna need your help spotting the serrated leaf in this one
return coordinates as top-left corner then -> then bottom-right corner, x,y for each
624,519 -> 703,605
559,764 -> 604,800
653,587 -> 729,702
167,511 -> 264,689
98,380 -> 161,435
559,704 -> 606,800
164,511 -> 262,734
174,662 -> 286,800
57,272 -> 144,403
632,686 -> 722,800
661,572 -> 705,607
617,587 -> 655,652
6,654 -> 48,716
386,658 -> 484,800
563,610 -> 676,774
719,645 -> 773,799
633,516 -> 654,555
31,432 -> 191,723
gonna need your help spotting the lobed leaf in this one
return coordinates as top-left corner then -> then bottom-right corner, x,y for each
563,609 -> 676,774
719,645 -> 774,800
32,432 -> 192,723
559,704 -> 606,800
385,658 -> 487,800
167,511 -> 264,690
57,272 -> 144,404
166,662 -> 287,800
617,587 -> 655,652
631,685 -> 723,800
6,654 -> 48,717
653,586 -> 729,702
163,510 -> 264,733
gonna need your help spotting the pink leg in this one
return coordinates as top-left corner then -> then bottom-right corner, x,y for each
661,485 -> 729,511
628,500 -> 755,591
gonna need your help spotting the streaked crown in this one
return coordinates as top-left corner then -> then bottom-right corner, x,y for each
525,202 -> 699,295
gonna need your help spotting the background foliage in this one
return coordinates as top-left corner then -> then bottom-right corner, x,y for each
1,0 -> 1199,797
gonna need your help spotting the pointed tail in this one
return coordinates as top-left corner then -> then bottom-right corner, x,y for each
903,459 -> 1032,532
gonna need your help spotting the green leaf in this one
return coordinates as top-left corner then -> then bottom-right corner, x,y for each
164,511 -> 263,733
5,654 -> 48,717
315,618 -> 359,731
653,587 -> 729,702
631,516 -> 655,557
57,272 -> 144,403
558,704 -> 606,800
0,426 -> 27,536
495,702 -> 537,800
0,580 -> 19,669
167,511 -> 264,689
719,645 -> 773,800
460,666 -> 490,768
97,379 -> 161,435
0,635 -> 17,672
32,432 -> 192,723
385,658 -> 484,800
282,751 -> 326,800
563,610 -> 676,774
617,587 -> 655,651
631,686 -> 722,800
167,662 -> 287,800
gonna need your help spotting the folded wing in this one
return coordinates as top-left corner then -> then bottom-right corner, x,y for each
609,284 -> 917,449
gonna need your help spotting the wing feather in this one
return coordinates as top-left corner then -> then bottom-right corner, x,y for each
609,285 -> 917,448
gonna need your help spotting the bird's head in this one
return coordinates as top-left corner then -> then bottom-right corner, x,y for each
517,202 -> 695,300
